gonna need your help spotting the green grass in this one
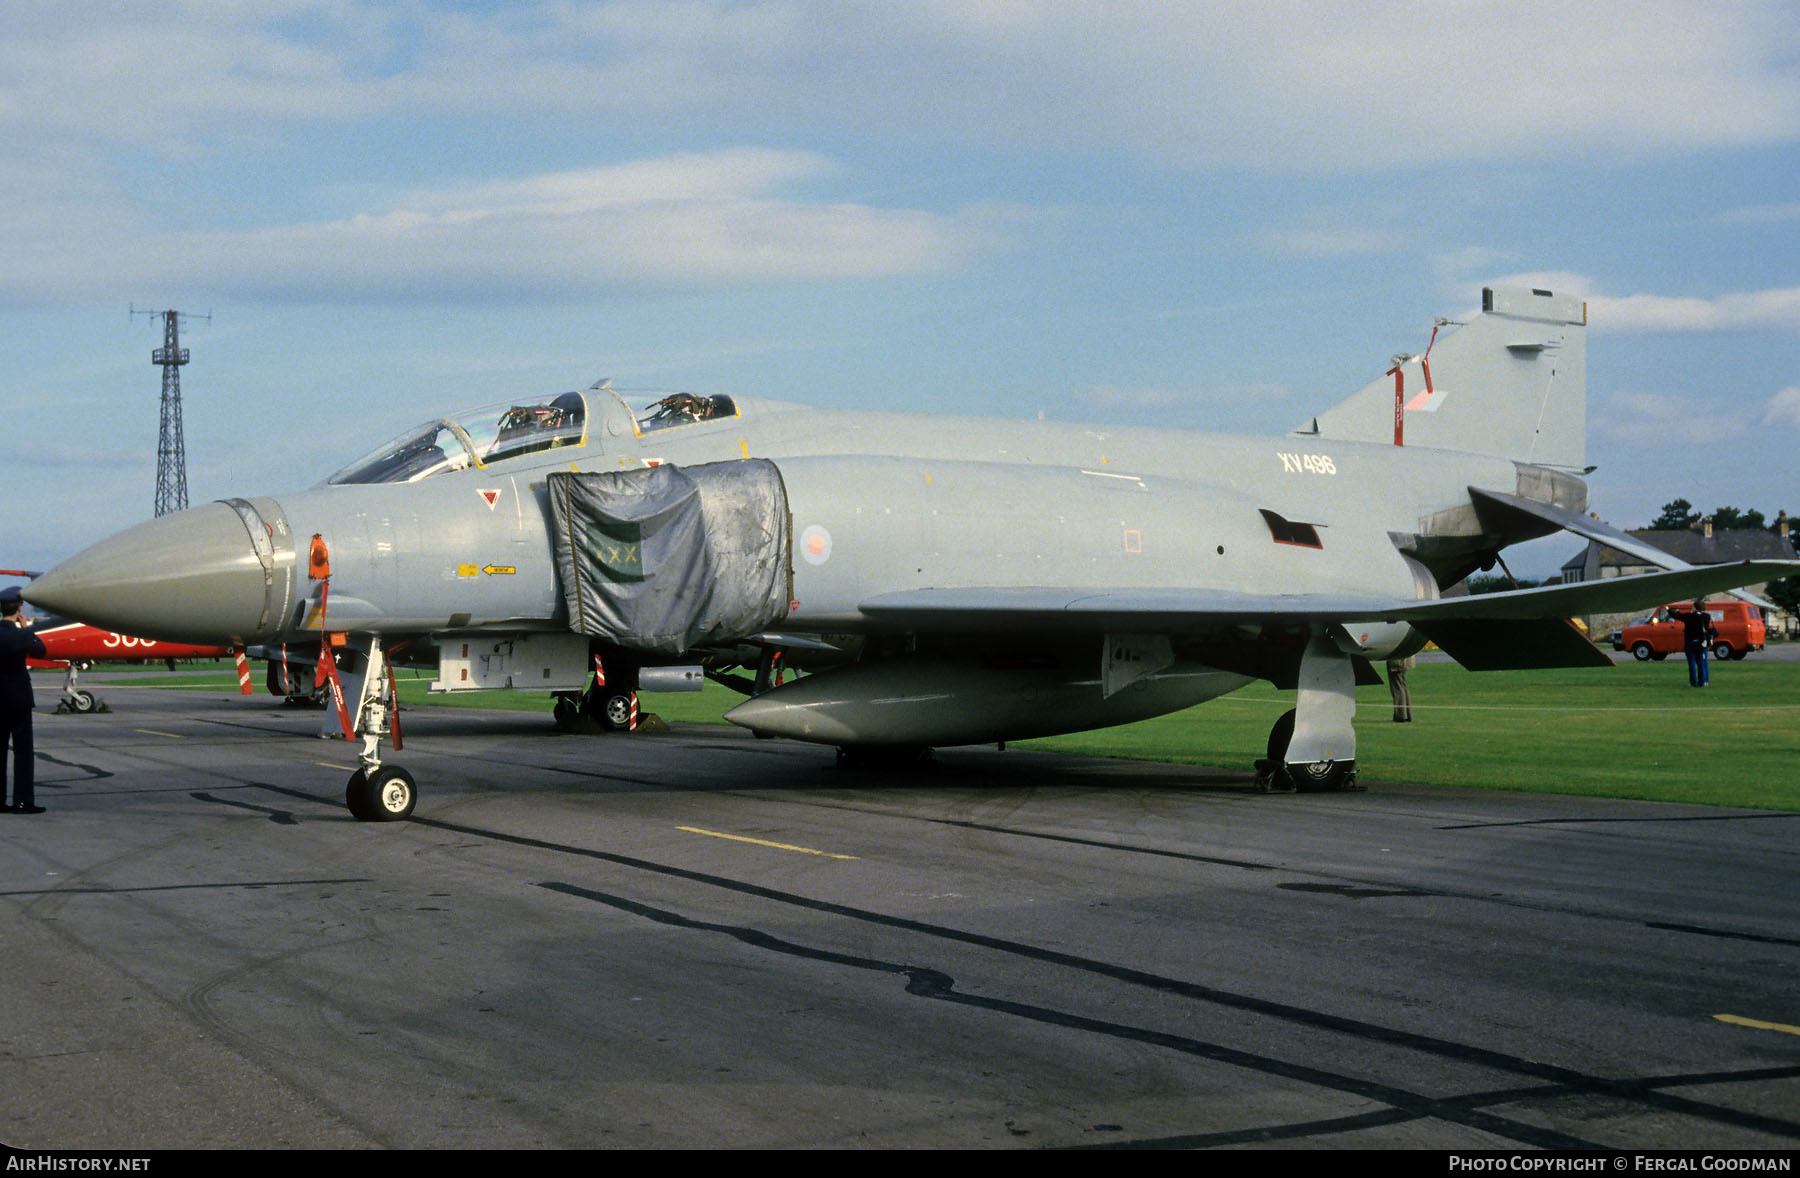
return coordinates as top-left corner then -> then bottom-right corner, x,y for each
69,657 -> 1800,810
1020,660 -> 1800,809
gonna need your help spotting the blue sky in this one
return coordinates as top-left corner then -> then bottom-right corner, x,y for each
3,0 -> 1797,580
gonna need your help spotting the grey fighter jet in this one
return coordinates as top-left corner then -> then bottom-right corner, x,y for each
26,286 -> 1797,820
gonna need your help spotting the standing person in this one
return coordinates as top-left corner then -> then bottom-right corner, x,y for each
1671,599 -> 1715,688
0,585 -> 48,813
1387,655 -> 1415,722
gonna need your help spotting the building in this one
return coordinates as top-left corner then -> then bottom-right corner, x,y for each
1561,512 -> 1796,638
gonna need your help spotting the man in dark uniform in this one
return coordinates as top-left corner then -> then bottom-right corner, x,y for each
1670,599 -> 1716,688
1,584 -> 48,813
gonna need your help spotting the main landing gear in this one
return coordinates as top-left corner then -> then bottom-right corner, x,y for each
551,652 -> 640,733
1254,632 -> 1362,793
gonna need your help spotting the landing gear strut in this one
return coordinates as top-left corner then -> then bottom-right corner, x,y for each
56,661 -> 105,714
327,636 -> 413,821
1255,631 -> 1362,793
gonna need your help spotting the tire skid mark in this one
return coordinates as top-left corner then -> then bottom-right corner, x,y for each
249,791 -> 1800,1143
541,880 -> 1596,1150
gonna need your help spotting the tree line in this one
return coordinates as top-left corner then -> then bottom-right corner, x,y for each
1643,498 -> 1793,535
1643,499 -> 1797,620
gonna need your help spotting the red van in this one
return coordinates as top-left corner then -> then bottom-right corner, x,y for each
1613,601 -> 1767,662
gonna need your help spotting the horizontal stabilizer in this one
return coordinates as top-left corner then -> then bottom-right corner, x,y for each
1472,486 -> 1779,608
1470,488 -> 1690,571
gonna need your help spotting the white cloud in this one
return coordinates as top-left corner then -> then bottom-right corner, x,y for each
1487,272 -> 1800,334
392,150 -> 840,217
1762,387 -> 1800,431
0,149 -> 982,305
1592,288 -> 1800,333
6,1 -> 1798,172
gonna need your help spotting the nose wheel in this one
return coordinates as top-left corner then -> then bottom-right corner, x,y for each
346,765 -> 417,822
323,633 -> 419,821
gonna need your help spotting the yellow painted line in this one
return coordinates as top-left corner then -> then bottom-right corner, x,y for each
1715,1013 -> 1800,1037
678,826 -> 858,860
315,762 -> 356,771
133,729 -> 183,739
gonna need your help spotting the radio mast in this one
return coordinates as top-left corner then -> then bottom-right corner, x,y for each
133,307 -> 210,517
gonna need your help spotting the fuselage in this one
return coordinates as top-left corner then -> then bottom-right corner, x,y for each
23,387 -> 1533,653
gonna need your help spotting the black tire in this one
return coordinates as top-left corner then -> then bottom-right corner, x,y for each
1631,643 -> 1654,661
266,659 -> 291,697
553,694 -> 580,731
344,769 -> 371,821
1266,709 -> 1296,763
1712,641 -> 1733,661
67,690 -> 97,714
347,766 -> 417,822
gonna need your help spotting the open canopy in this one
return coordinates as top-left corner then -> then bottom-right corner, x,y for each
325,392 -> 588,485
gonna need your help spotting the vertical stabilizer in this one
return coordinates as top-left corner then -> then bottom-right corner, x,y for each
1300,286 -> 1587,469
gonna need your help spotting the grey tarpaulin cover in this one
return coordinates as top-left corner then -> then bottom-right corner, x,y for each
547,460 -> 792,656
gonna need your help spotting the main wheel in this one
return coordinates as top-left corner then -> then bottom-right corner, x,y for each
346,766 -> 417,822
1288,759 -> 1355,792
1264,708 -> 1356,792
1631,642 -> 1654,661
1712,640 -> 1733,661
599,691 -> 635,730
67,690 -> 97,714
266,659 -> 291,697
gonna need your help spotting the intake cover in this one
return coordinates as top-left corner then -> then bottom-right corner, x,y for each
547,460 -> 792,656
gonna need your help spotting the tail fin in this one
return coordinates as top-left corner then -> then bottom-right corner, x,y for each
1300,286 -> 1587,469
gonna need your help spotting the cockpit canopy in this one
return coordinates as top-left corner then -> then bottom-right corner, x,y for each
326,393 -> 588,485
635,393 -> 736,434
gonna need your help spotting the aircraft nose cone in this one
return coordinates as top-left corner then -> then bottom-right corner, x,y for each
23,502 -> 283,645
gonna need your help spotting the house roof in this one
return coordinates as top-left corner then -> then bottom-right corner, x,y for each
1563,528 -> 1797,572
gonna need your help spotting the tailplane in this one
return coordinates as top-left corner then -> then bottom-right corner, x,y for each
1300,286 -> 1587,469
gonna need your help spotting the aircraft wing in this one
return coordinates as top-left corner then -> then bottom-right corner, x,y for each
858,560 -> 1800,630
859,560 -> 1800,671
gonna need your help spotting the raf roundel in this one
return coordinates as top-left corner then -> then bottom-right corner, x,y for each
800,524 -> 832,566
